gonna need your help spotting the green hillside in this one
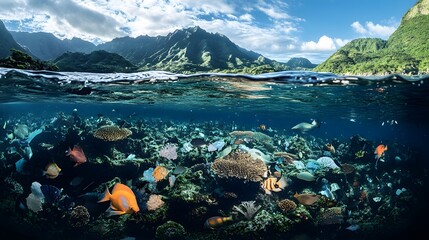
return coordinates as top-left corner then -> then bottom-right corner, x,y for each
315,0 -> 429,74
0,49 -> 58,70
53,50 -> 137,73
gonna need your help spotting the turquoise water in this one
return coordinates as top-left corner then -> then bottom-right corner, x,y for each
1,68 -> 429,239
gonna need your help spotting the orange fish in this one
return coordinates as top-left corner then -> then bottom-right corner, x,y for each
374,144 -> 387,160
261,176 -> 287,194
66,145 -> 87,167
98,183 -> 140,216
204,216 -> 233,229
43,162 -> 61,179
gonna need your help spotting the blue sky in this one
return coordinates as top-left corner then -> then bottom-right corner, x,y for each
0,0 -> 416,63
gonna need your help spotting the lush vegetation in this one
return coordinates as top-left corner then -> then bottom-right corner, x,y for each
0,49 -> 58,70
315,0 -> 429,75
314,38 -> 419,75
53,50 -> 137,73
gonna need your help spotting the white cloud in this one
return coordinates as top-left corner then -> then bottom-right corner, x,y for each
256,0 -> 290,20
351,21 -> 397,38
334,38 -> 349,47
301,36 -> 337,51
0,0 -> 328,63
239,13 -> 253,22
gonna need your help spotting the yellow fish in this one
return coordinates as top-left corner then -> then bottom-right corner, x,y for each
98,183 -> 140,216
43,162 -> 61,179
261,176 -> 287,194
204,216 -> 233,229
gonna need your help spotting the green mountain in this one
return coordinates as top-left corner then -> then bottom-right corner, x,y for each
4,23 -> 316,73
0,20 -> 26,58
96,26 -> 290,73
10,31 -> 95,60
53,50 -> 137,73
286,57 -> 318,69
315,0 -> 429,75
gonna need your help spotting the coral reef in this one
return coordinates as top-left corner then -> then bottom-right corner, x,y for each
156,221 -> 187,240
0,110 -> 424,240
69,205 -> 90,228
211,151 -> 268,182
232,201 -> 261,220
147,194 -> 165,211
278,199 -> 297,213
316,207 -> 344,225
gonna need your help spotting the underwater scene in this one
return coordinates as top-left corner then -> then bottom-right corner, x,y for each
1,69 -> 429,240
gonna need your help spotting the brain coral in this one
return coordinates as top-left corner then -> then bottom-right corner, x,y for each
69,205 -> 90,227
278,199 -> 297,213
93,125 -> 132,141
211,151 -> 268,182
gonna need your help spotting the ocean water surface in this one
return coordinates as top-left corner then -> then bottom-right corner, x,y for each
1,68 -> 429,239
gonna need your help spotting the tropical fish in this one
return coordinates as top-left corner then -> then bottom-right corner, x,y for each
98,183 -> 140,216
204,216 -> 233,230
66,145 -> 87,167
325,143 -> 335,154
261,176 -> 287,194
374,144 -> 387,160
294,192 -> 320,205
291,120 -> 320,133
259,124 -> 267,131
43,162 -> 61,179
41,184 -> 62,204
190,138 -> 207,147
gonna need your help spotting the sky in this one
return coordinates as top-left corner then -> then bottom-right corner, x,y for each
0,0 -> 416,64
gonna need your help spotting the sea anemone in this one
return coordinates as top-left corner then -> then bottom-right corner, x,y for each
93,125 -> 132,141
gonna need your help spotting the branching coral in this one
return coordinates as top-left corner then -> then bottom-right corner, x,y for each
93,125 -> 132,141
211,151 -> 268,182
233,201 -> 261,220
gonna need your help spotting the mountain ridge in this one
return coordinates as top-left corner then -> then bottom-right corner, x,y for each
10,31 -> 95,60
0,20 -> 26,58
3,22 -> 316,73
